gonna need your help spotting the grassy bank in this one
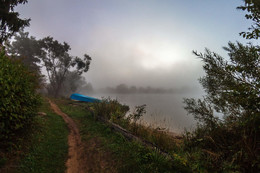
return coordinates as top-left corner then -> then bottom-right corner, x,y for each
0,98 -> 69,173
18,98 -> 69,173
55,98 -> 189,172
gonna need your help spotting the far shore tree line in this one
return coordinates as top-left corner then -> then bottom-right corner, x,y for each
98,84 -> 193,94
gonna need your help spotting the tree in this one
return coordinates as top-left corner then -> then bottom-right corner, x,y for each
58,71 -> 89,97
238,0 -> 260,39
183,42 -> 259,172
5,32 -> 91,97
79,82 -> 94,94
39,37 -> 91,97
0,0 -> 30,43
182,1 -> 260,171
116,83 -> 129,93
6,31 -> 42,73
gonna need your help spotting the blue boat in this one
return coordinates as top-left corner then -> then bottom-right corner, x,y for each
70,93 -> 101,103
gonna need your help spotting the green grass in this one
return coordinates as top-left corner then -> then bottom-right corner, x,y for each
17,98 -> 69,173
55,99 -> 190,173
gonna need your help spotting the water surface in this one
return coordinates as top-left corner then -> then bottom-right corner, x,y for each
88,93 -> 197,133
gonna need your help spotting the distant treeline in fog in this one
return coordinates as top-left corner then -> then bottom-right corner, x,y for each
97,83 -> 192,94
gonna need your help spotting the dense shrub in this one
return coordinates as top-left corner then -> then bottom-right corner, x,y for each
0,48 -> 41,141
183,43 -> 260,172
92,98 -> 129,122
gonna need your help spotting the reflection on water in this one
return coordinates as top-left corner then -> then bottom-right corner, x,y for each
87,93 -> 197,133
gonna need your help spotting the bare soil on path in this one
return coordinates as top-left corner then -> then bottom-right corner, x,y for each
49,100 -> 117,173
49,100 -> 85,173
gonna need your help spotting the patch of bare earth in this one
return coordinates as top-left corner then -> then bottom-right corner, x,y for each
81,137 -> 118,173
49,100 -> 117,173
0,154 -> 20,173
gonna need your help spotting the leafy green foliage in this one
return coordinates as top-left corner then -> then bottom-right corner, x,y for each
58,71 -> 87,97
126,104 -> 146,134
92,98 -> 130,122
39,37 -> 92,97
238,0 -> 260,39
0,48 -> 40,141
183,42 -> 260,172
0,0 -> 30,43
127,104 -> 146,124
6,31 -> 42,73
6,32 -> 92,97
90,98 -> 181,153
0,98 -> 69,172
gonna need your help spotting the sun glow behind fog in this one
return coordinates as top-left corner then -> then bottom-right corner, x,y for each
136,41 -> 185,70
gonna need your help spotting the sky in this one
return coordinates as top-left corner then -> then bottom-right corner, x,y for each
16,0 -> 254,93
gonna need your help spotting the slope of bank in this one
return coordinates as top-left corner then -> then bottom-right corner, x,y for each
1,97 -> 189,172
55,98 -> 189,172
0,98 -> 69,173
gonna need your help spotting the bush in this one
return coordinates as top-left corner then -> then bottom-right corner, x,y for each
92,98 -> 129,122
0,48 -> 41,141
183,43 -> 260,172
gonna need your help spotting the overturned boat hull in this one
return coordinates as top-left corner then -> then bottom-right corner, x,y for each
70,93 -> 101,103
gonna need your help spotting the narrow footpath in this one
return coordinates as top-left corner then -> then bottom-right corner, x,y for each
49,100 -> 86,173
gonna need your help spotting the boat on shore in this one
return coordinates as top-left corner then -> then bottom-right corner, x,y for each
70,93 -> 101,103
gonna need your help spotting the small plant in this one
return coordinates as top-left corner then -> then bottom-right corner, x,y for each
127,104 -> 146,124
92,97 -> 129,122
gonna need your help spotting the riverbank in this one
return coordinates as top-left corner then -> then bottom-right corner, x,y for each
57,98 -> 183,153
55,98 -> 189,172
0,97 -> 189,172
88,92 -> 196,133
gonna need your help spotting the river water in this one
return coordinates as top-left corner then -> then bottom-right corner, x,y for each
87,93 -> 198,133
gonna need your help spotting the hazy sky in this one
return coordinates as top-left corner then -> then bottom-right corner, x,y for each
16,0 -> 254,93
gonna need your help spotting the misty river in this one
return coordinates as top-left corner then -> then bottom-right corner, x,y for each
88,93 -> 198,133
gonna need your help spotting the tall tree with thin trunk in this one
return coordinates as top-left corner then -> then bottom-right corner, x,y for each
39,37 -> 91,97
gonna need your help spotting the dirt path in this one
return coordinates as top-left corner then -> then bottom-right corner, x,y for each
49,100 -> 85,173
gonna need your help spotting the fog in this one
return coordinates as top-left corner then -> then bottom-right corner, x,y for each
16,0 -> 253,131
16,0 -> 250,89
94,92 -> 198,133
76,82 -> 203,132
